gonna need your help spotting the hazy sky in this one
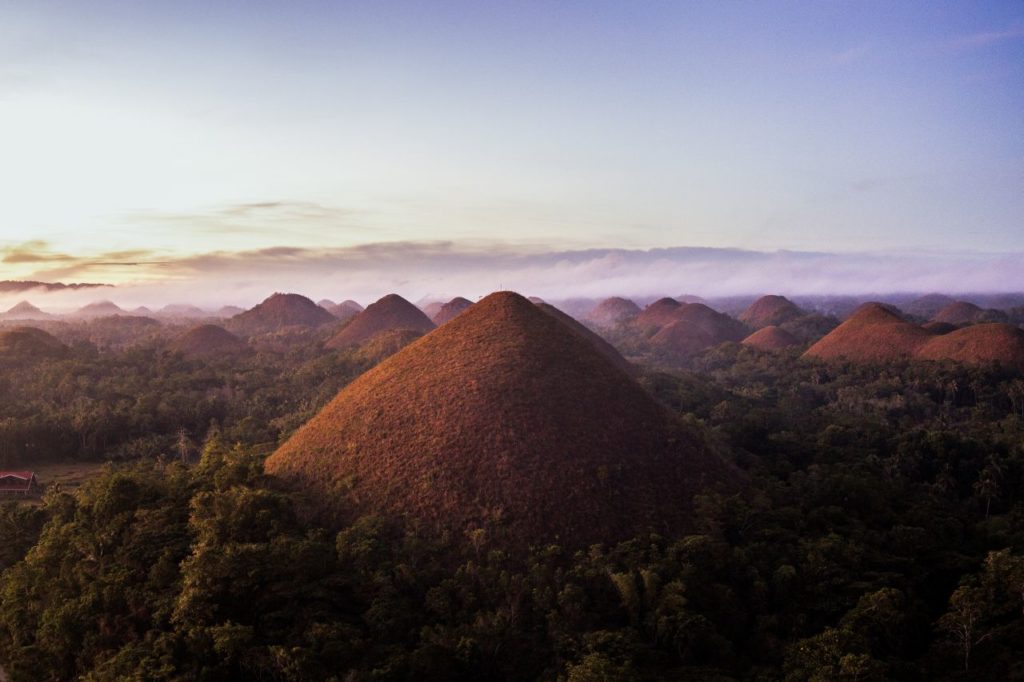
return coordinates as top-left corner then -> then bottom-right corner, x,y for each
1,0 -> 1022,293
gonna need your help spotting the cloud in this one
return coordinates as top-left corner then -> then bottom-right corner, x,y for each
1,240 -> 77,263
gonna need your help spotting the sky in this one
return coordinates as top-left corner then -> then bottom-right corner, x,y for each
0,0 -> 1022,302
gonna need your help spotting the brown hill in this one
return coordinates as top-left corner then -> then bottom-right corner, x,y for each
631,297 -> 684,335
904,294 -> 955,319
586,297 -> 641,328
353,328 -> 424,364
324,300 -> 363,322
650,303 -> 750,357
228,293 -> 336,335
325,294 -> 435,349
804,303 -> 931,363
535,302 -> 635,376
266,291 -> 738,548
915,323 -> 1024,370
432,297 -> 474,325
170,324 -> 247,358
0,327 -> 67,359
932,301 -> 1007,326
739,295 -> 803,328
742,325 -> 800,351
1,301 -> 51,320
157,304 -> 207,318
74,301 -> 125,318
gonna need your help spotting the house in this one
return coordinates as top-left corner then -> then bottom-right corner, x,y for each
0,471 -> 38,496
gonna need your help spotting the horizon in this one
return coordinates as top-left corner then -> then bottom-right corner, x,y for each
2,0 -> 1023,296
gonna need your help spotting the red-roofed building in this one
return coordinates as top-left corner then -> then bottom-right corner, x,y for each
0,471 -> 38,496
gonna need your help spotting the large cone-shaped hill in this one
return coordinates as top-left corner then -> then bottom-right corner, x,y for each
0,327 -> 67,359
742,325 -> 800,351
266,291 -> 738,548
916,324 -> 1024,370
326,294 -> 435,348
804,303 -> 931,362
171,324 -> 247,358
739,295 -> 804,328
932,301 -> 1007,326
649,303 -> 749,357
586,297 -> 641,328
432,297 -> 473,325
229,293 -> 336,335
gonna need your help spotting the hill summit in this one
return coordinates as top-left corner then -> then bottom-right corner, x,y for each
586,297 -> 641,328
431,296 -> 473,325
804,303 -> 931,362
326,294 -> 435,348
1,301 -> 50,320
266,291 -> 737,548
739,295 -> 803,328
229,293 -> 336,335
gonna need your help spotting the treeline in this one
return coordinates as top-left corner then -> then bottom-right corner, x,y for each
0,340 -> 367,467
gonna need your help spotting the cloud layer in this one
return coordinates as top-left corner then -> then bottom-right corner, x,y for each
2,240 -> 1022,312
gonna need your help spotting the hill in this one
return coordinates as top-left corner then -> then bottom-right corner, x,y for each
585,297 -> 641,328
157,304 -> 207,318
325,294 -> 435,348
0,326 -> 67,359
804,303 -> 931,363
742,325 -> 800,351
170,325 -> 247,358
74,301 -> 126,318
216,305 -> 246,318
630,297 -> 684,335
1,301 -> 51,320
739,295 -> 803,328
932,301 -> 1008,326
266,291 -> 738,548
915,323 -> 1024,370
228,293 -> 336,335
431,297 -> 473,325
649,303 -> 749,357
903,293 -> 955,319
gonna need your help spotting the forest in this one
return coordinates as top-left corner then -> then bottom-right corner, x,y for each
0,333 -> 1022,681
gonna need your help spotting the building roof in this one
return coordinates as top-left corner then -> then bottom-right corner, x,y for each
0,471 -> 36,492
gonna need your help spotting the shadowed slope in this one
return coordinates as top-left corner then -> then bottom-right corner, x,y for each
326,294 -> 435,348
229,293 -> 336,335
804,303 -> 931,362
742,326 -> 800,351
586,297 -> 641,328
739,295 -> 803,328
171,325 -> 247,358
266,291 -> 737,548
534,302 -> 635,376
916,324 -> 1024,370
432,297 -> 473,325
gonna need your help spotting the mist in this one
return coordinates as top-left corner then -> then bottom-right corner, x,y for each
3,243 -> 1023,313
